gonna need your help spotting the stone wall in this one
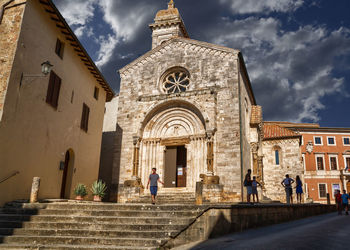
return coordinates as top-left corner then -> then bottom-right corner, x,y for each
114,38 -> 249,201
163,204 -> 335,249
0,0 -> 26,121
262,138 -> 304,202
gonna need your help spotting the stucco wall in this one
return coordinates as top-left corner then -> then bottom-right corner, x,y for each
0,0 -> 107,205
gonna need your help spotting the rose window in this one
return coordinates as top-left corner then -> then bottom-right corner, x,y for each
162,69 -> 190,94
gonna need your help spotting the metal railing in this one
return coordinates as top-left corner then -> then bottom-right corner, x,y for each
0,171 -> 19,184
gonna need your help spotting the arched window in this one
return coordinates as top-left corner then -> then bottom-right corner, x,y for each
273,146 -> 282,166
275,150 -> 280,165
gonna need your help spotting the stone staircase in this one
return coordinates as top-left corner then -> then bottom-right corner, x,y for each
0,201 -> 206,249
127,191 -> 197,204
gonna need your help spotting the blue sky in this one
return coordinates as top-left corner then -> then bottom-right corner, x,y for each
53,0 -> 350,127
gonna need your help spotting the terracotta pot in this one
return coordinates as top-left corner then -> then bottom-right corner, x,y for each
75,195 -> 83,201
93,195 -> 102,202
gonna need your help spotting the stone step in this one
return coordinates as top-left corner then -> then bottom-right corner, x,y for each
0,235 -> 168,247
2,203 -> 201,211
0,221 -> 186,231
0,228 -> 178,238
0,243 -> 156,249
0,208 -> 198,217
0,214 -> 195,225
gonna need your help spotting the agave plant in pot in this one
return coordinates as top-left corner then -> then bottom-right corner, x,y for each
91,180 -> 107,202
74,183 -> 88,201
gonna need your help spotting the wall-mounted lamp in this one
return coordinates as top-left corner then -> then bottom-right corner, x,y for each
41,61 -> 53,75
20,61 -> 53,86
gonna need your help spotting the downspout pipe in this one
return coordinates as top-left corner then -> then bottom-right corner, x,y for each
0,0 -> 14,25
237,53 -> 244,202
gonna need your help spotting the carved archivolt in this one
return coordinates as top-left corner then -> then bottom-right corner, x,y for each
143,107 -> 205,139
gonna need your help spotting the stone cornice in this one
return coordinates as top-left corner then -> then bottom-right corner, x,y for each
137,87 -> 219,102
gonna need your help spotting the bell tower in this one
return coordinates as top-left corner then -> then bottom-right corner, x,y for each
149,0 -> 189,49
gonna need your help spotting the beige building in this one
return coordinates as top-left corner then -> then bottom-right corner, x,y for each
111,1 -> 263,203
0,0 -> 114,206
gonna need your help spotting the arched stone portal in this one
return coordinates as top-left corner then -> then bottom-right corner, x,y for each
138,103 -> 207,191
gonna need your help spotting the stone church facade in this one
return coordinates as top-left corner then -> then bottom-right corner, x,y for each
110,1 -> 303,203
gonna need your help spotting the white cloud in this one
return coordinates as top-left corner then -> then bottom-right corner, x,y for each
97,0 -> 158,41
210,18 -> 350,122
54,0 -> 95,26
220,0 -> 304,14
95,34 -> 119,67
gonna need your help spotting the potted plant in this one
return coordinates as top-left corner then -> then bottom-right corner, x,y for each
74,183 -> 88,200
91,180 -> 107,202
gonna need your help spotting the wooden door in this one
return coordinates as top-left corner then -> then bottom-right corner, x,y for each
60,151 -> 70,198
164,147 -> 177,187
176,146 -> 187,187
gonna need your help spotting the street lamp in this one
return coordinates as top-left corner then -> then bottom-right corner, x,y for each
41,61 -> 53,75
20,61 -> 53,86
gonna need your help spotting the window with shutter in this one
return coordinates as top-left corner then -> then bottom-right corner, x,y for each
318,184 -> 327,198
94,87 -> 99,100
330,157 -> 337,170
55,38 -> 64,59
81,103 -> 90,132
316,156 -> 324,170
46,71 -> 61,109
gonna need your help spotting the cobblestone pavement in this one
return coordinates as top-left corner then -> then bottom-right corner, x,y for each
186,212 -> 350,250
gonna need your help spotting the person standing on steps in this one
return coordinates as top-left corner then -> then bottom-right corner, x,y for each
146,168 -> 164,205
281,174 -> 294,204
295,175 -> 303,203
244,169 -> 252,203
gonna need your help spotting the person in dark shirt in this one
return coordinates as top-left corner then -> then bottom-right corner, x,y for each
146,168 -> 164,205
244,169 -> 252,203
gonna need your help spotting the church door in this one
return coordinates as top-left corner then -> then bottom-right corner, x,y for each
164,145 -> 187,188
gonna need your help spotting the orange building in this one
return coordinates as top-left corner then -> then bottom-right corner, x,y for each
268,122 -> 350,203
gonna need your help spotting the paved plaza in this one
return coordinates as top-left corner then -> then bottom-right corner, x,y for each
180,212 -> 350,250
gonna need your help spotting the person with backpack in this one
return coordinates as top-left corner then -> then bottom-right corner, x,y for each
281,174 -> 294,204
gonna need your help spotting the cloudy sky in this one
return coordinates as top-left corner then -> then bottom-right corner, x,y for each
53,0 -> 350,127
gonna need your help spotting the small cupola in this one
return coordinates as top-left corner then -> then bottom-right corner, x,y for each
149,0 -> 189,49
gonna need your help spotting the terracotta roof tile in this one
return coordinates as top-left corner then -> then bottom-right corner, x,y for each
263,123 -> 300,140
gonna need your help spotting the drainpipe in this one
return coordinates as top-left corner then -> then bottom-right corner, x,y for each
237,54 -> 244,202
0,0 -> 14,25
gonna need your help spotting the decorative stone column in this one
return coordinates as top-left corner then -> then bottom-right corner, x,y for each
132,136 -> 140,178
197,129 -> 224,203
119,136 -> 143,203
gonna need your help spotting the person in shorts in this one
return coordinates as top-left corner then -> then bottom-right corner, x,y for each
251,176 -> 261,203
146,168 -> 164,205
341,190 -> 349,215
244,169 -> 252,203
281,174 -> 294,204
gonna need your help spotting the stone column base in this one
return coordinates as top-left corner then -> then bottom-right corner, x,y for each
117,179 -> 144,203
200,174 -> 220,184
202,183 -> 224,203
